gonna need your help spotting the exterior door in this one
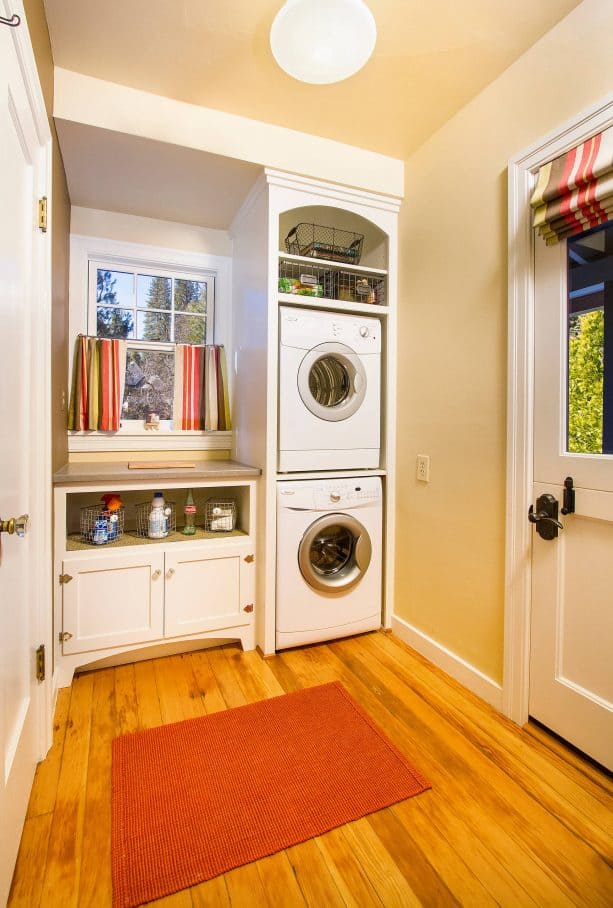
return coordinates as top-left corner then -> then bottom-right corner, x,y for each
530,222 -> 613,769
0,10 -> 51,902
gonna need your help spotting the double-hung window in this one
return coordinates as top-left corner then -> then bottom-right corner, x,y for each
88,260 -> 215,428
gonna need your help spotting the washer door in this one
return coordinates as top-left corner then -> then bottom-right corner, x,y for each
298,513 -> 372,593
297,342 -> 367,422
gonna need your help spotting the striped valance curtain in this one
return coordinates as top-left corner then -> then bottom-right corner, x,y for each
173,345 -> 231,431
530,125 -> 613,244
68,336 -> 127,431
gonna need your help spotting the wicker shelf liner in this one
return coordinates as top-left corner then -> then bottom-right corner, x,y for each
66,527 -> 247,552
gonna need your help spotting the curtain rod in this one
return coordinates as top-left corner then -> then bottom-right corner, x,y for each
1,13 -> 20,27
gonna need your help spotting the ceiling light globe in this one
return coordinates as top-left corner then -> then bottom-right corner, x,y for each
270,0 -> 377,85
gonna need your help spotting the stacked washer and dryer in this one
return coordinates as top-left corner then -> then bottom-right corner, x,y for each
276,305 -> 384,650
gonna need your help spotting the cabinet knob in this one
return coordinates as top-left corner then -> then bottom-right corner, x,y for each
152,569 -> 161,580
166,568 -> 175,579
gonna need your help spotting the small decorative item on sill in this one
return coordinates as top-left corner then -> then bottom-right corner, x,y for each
135,495 -> 176,539
182,489 -> 197,536
145,412 -> 160,430
80,496 -> 125,545
204,498 -> 237,533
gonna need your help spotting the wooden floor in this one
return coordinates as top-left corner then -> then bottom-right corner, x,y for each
8,631 -> 613,907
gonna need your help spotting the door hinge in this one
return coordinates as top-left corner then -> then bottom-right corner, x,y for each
243,603 -> 254,613
35,644 -> 45,682
59,572 -> 73,585
244,553 -> 255,563
59,631 -> 73,643
38,196 -> 48,233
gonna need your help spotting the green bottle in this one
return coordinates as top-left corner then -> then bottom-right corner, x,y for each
182,489 -> 196,535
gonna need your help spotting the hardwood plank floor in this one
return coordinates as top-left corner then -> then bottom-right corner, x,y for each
8,632 -> 613,907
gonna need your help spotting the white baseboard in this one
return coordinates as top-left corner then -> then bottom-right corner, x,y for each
391,615 -> 503,712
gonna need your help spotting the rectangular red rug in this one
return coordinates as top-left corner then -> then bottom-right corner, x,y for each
112,680 -> 430,907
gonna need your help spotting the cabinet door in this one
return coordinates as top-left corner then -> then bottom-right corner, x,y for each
61,552 -> 165,655
164,546 -> 254,638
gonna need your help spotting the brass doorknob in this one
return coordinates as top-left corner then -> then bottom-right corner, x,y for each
0,514 -> 29,537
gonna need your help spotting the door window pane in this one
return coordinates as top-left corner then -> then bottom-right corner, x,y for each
123,350 -> 174,420
567,223 -> 613,454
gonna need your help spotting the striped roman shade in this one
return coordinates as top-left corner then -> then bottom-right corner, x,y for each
68,335 -> 127,431
173,345 -> 231,431
530,126 -> 613,244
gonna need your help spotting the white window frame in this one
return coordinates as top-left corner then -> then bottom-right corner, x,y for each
68,234 -> 233,452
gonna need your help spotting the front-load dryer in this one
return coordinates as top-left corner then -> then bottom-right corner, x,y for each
278,306 -> 381,472
276,476 -> 382,650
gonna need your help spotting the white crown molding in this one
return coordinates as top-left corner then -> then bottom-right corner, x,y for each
265,168 -> 403,212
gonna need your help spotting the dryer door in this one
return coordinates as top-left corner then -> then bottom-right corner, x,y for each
297,342 -> 367,422
298,513 -> 372,593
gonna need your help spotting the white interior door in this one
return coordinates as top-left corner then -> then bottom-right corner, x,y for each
531,222 -> 613,770
0,8 -> 51,901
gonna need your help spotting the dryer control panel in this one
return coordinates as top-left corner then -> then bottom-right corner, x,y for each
280,306 -> 381,354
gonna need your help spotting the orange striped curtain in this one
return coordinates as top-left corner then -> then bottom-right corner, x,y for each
530,126 -> 613,244
173,345 -> 231,431
68,336 -> 127,431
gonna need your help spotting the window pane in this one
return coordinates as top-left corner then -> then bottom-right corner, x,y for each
174,313 -> 206,345
123,350 -> 174,420
96,269 -> 134,307
136,310 -> 171,342
97,307 -> 134,339
174,279 -> 207,313
567,223 -> 613,454
138,274 -> 171,310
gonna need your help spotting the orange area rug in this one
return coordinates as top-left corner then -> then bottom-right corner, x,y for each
112,680 -> 430,907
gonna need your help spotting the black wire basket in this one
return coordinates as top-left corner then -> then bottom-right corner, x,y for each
285,223 -> 364,264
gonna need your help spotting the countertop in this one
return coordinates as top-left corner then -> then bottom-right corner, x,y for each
53,459 -> 261,486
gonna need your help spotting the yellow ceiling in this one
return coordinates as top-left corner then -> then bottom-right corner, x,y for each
43,0 -> 580,159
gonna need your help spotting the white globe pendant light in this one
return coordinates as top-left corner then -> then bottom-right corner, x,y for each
270,0 -> 377,85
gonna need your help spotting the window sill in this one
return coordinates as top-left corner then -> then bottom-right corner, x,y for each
67,430 -> 233,453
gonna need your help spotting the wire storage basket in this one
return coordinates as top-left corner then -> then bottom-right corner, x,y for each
285,223 -> 364,264
135,499 -> 176,538
327,270 -> 386,306
204,498 -> 237,532
80,505 -> 125,545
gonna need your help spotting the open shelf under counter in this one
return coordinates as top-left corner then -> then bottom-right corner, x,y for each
65,526 -> 249,555
277,293 -> 389,317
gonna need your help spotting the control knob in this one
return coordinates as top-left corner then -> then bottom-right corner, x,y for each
359,326 -> 370,338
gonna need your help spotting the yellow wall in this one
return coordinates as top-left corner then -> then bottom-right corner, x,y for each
396,0 -> 613,684
23,0 -> 71,472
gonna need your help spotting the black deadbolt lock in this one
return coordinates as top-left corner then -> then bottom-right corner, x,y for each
528,493 -> 563,541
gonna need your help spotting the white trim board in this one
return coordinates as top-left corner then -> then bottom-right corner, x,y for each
504,92 -> 613,726
392,616 -> 503,712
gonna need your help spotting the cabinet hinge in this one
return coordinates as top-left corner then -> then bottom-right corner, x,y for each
38,196 -> 48,233
59,572 -> 73,585
59,631 -> 73,643
36,644 -> 45,682
243,604 -> 254,613
244,554 -> 255,563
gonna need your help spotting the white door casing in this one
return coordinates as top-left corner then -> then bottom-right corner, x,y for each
0,3 -> 52,901
505,94 -> 613,748
530,234 -> 613,769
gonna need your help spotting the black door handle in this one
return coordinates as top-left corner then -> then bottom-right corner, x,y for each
528,494 -> 563,540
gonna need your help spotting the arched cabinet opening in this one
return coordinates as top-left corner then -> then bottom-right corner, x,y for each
277,206 -> 389,312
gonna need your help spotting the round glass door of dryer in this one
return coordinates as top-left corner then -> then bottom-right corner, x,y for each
298,514 -> 372,592
297,342 -> 367,421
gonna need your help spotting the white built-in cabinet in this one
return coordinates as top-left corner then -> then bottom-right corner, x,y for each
53,467 -> 258,687
231,170 -> 400,656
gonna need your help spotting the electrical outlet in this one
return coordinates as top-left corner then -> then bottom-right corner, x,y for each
416,454 -> 430,482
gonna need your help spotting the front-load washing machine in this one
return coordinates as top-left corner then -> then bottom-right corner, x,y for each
276,476 -> 382,650
278,306 -> 381,472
